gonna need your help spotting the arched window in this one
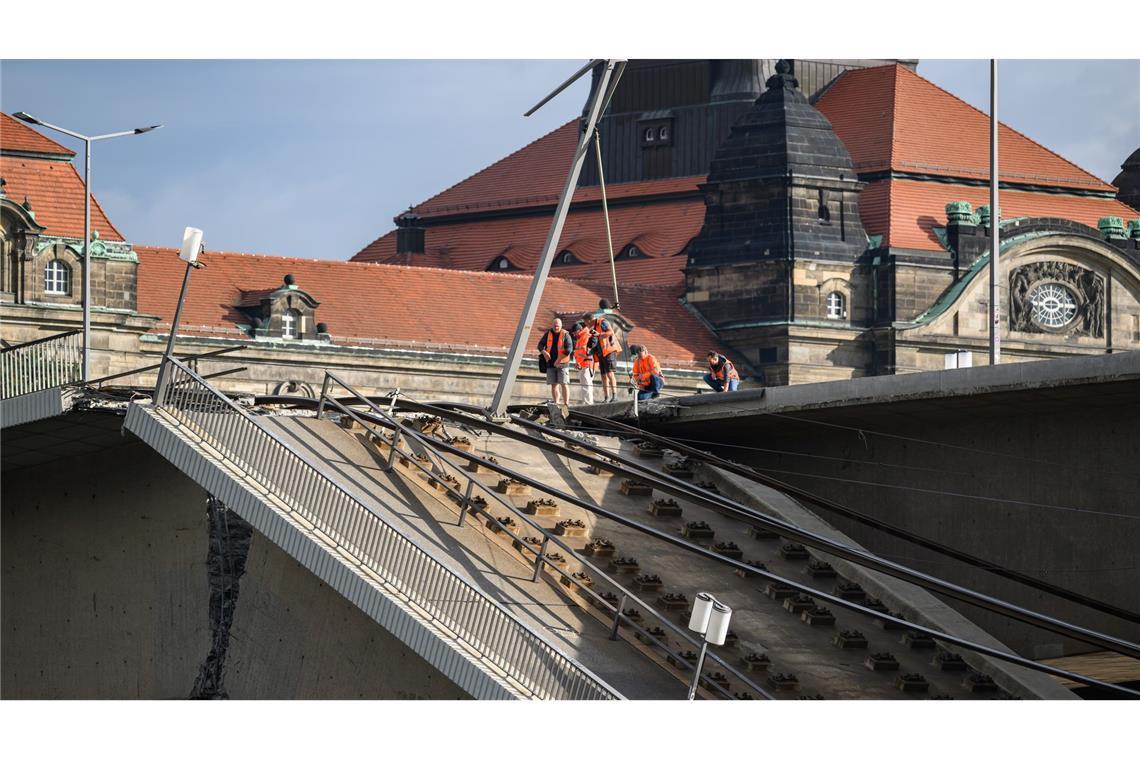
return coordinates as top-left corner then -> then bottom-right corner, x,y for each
620,244 -> 643,259
554,250 -> 580,266
643,128 -> 655,143
825,291 -> 846,320
44,260 -> 71,295
658,125 -> 669,141
282,309 -> 301,339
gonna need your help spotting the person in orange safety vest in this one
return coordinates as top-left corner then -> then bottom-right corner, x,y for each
584,301 -> 622,403
536,317 -> 573,408
629,344 -> 664,401
704,351 -> 741,392
571,321 -> 598,405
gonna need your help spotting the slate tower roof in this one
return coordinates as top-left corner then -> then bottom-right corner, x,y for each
686,60 -> 867,268
1112,147 -> 1140,212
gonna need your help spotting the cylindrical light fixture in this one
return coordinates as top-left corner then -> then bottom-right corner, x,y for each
705,600 -> 732,646
689,592 -> 716,634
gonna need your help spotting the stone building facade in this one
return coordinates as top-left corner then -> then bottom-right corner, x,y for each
3,61 -> 1139,402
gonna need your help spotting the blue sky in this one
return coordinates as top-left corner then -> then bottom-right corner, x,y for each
2,59 -> 1137,260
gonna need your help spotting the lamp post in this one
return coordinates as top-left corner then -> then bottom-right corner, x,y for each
686,591 -> 732,700
153,227 -> 205,405
12,112 -> 162,382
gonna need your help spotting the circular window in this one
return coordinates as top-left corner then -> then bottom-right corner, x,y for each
1029,283 -> 1077,329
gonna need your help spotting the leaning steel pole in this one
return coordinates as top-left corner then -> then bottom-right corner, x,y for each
989,59 -> 1001,365
488,60 -> 622,416
83,138 -> 92,382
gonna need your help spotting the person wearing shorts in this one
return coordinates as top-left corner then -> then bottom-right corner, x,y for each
537,317 -> 573,408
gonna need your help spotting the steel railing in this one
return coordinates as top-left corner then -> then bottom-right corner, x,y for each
317,372 -> 775,700
153,356 -> 618,700
1,330 -> 82,400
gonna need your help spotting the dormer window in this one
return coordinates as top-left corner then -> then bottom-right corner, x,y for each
282,309 -> 300,339
639,117 -> 673,147
554,250 -> 581,266
619,244 -> 644,259
44,259 -> 71,295
488,256 -> 516,271
237,273 -> 325,342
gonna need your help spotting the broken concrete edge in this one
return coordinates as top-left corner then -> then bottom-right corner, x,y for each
699,462 -> 1077,700
122,403 -> 591,701
639,351 -> 1140,422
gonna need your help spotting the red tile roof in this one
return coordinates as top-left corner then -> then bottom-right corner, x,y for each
135,247 -> 718,367
404,121 -> 699,219
0,113 -> 75,158
816,64 -> 1117,192
354,195 -> 704,286
0,155 -> 125,241
354,64 -> 1133,288
869,179 -> 1139,251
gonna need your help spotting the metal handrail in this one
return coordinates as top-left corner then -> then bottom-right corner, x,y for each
153,356 -> 619,700
318,372 -> 775,700
0,328 -> 82,354
1,329 -> 83,399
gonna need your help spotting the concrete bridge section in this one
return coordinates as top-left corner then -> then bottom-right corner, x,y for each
621,352 -> 1140,659
2,409 -> 467,699
2,392 -> 620,699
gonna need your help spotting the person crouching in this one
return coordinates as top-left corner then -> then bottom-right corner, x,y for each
704,351 -> 741,392
630,344 -> 665,401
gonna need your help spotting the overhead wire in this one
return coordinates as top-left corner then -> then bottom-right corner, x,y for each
566,408 -> 1140,625
407,398 -> 1140,651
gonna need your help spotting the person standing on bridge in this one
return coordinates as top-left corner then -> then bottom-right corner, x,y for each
571,320 -> 598,405
537,317 -> 573,410
586,302 -> 621,403
630,344 -> 664,401
704,351 -> 741,392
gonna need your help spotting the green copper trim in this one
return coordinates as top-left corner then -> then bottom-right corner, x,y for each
1098,216 -> 1126,239
902,228 -> 1064,329
34,235 -> 138,262
931,226 -> 949,249
1129,219 -> 1140,240
945,200 -> 973,223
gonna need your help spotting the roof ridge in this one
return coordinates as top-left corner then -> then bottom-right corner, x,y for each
887,64 -> 902,179
894,65 -> 1113,190
413,119 -> 576,215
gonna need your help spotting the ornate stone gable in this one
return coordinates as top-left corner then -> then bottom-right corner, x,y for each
236,274 -> 328,342
1009,261 -> 1105,338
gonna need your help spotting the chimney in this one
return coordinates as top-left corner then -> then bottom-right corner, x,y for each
395,209 -> 425,256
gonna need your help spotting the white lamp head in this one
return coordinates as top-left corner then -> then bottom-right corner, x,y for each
688,592 -> 716,635
705,600 -> 732,646
179,227 -> 204,265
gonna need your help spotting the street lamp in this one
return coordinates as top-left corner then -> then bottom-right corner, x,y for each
153,227 -> 205,404
687,591 -> 732,700
12,112 -> 162,382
